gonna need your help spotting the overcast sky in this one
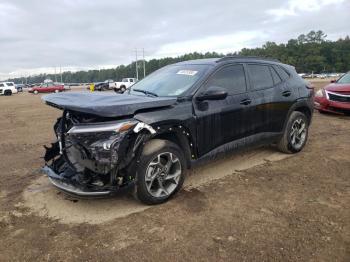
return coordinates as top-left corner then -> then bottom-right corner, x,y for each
0,0 -> 349,79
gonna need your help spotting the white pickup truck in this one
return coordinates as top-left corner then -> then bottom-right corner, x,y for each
0,82 -> 18,96
111,78 -> 137,93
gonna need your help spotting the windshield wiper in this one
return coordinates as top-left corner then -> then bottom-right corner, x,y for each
132,88 -> 158,97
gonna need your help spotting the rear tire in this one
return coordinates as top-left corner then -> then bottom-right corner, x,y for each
120,86 -> 126,93
277,111 -> 309,154
134,139 -> 186,205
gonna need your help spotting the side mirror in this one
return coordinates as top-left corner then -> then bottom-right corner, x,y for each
330,80 -> 336,83
196,86 -> 228,101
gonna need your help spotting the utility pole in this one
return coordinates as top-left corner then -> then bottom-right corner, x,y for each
142,48 -> 146,78
54,67 -> 57,82
135,49 -> 139,80
60,66 -> 63,83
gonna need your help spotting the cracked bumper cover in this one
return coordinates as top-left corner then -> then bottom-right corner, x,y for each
42,165 -> 112,197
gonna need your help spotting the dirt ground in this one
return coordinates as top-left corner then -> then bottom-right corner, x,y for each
0,81 -> 349,261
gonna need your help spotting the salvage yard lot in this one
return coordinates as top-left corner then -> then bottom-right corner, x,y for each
0,81 -> 349,261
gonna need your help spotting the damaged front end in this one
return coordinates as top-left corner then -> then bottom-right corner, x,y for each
42,110 -> 154,197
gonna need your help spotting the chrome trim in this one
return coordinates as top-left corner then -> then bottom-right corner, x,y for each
325,90 -> 330,100
133,122 -> 156,134
48,177 -> 111,196
67,121 -> 136,134
325,90 -> 350,98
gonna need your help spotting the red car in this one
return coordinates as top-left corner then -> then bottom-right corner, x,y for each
314,72 -> 350,115
29,82 -> 65,94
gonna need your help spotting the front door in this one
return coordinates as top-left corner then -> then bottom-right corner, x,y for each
193,64 -> 253,156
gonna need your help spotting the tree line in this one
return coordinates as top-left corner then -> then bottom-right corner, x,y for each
9,30 -> 350,84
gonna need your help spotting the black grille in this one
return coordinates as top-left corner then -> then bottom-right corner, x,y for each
0,89 -> 3,94
328,93 -> 350,103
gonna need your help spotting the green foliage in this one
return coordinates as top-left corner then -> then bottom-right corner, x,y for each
239,30 -> 349,73
9,31 -> 350,84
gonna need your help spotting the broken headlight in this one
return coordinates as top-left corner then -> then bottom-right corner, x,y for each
65,121 -> 137,173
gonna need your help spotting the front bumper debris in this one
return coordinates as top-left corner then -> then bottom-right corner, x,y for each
42,165 -> 112,197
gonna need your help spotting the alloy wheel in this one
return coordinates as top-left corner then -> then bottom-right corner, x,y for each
145,152 -> 182,198
290,118 -> 307,150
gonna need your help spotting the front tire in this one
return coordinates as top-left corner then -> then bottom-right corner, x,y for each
34,90 -> 38,95
134,139 -> 186,205
277,111 -> 309,154
54,89 -> 59,93
4,90 -> 12,96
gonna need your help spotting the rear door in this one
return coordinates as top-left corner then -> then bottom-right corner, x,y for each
194,64 -> 253,156
40,83 -> 49,92
47,83 -> 56,92
272,65 -> 297,131
246,63 -> 294,133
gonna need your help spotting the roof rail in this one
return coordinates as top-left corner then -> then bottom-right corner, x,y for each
217,55 -> 280,63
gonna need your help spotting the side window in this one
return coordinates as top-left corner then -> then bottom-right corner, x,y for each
205,65 -> 247,95
274,66 -> 290,81
0,83 -> 4,87
270,67 -> 282,85
247,64 -> 274,90
130,79 -> 134,82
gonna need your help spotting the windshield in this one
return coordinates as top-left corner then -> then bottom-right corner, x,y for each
337,73 -> 350,84
6,82 -> 14,86
129,64 -> 211,97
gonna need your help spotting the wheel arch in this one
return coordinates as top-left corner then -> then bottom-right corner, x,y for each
151,130 -> 193,169
294,106 -> 312,124
283,99 -> 313,132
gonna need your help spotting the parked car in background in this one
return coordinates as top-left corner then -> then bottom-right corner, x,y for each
0,82 -> 18,96
15,84 -> 25,92
28,82 -> 65,94
94,80 -> 114,91
112,78 -> 137,93
314,71 -> 350,115
42,57 -> 313,204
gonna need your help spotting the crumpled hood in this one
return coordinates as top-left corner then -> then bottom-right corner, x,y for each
42,92 -> 177,117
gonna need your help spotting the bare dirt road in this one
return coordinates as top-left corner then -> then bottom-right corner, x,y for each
0,82 -> 349,261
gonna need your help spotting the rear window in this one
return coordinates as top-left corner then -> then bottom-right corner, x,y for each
274,66 -> 290,81
270,67 -> 282,85
247,64 -> 274,90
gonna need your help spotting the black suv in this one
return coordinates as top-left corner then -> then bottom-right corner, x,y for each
42,56 -> 314,204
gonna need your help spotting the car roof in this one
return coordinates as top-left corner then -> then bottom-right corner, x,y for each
173,56 -> 284,66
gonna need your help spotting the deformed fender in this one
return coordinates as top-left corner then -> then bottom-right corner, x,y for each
126,120 -> 195,169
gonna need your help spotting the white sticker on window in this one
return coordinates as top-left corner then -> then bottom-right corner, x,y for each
176,70 -> 198,76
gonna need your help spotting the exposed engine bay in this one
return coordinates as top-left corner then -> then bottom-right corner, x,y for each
43,110 -> 155,196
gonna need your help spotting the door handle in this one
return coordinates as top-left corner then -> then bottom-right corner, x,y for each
282,90 -> 291,97
240,99 -> 251,105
